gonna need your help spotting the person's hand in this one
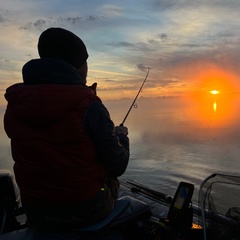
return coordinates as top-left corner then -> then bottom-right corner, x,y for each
115,126 -> 128,136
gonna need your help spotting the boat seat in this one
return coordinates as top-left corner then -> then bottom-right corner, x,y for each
78,197 -> 130,231
0,196 -> 150,240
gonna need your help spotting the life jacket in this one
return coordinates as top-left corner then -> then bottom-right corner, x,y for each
4,83 -> 108,205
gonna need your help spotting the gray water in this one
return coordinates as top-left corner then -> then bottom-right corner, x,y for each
1,96 -> 240,203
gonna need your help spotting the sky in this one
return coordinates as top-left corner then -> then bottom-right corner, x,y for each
1,0 -> 240,105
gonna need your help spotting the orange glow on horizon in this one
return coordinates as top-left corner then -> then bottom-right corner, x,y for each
185,92 -> 239,129
184,66 -> 240,128
197,67 -> 239,94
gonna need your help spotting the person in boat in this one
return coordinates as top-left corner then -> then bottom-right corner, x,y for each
4,27 -> 129,231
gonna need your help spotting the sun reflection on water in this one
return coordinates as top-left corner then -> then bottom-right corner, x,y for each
213,101 -> 217,112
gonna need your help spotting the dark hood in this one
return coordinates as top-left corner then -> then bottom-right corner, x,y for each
22,58 -> 86,85
4,59 -> 95,128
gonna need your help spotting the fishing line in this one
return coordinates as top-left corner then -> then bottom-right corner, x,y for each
120,67 -> 150,126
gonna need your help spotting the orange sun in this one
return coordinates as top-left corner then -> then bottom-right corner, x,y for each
210,90 -> 220,95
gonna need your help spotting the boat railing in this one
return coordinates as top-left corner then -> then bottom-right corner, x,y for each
121,176 -> 240,240
199,173 -> 240,240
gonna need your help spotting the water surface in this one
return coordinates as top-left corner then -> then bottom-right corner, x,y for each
1,96 -> 240,202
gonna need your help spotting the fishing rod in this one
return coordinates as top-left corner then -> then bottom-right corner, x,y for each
120,67 -> 150,126
125,179 -> 173,203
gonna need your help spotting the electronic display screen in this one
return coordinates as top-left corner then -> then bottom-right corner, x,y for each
173,186 -> 189,209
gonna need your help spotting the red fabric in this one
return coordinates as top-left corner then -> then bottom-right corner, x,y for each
4,83 -> 107,204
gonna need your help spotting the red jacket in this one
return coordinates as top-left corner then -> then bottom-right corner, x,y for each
4,83 -> 109,204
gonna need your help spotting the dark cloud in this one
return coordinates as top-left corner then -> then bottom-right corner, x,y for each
0,8 -> 9,23
0,15 -> 6,23
98,84 -> 139,92
20,15 -> 105,32
63,17 -> 83,25
139,26 -> 240,80
148,33 -> 210,49
156,79 -> 179,87
102,78 -> 116,83
151,0 -> 194,11
62,15 -> 103,24
137,64 -> 149,72
216,30 -> 236,38
20,19 -> 48,31
116,41 -> 136,48
110,41 -> 152,51
148,34 -> 168,45
33,19 -> 47,29
94,73 -> 153,92
151,0 -> 240,11
0,59 -> 18,71
158,33 -> 168,40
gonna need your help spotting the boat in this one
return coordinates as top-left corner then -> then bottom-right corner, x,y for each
0,169 -> 239,240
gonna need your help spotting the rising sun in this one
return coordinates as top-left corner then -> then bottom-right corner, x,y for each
210,90 -> 220,95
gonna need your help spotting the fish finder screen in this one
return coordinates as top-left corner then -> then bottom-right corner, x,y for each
173,186 -> 189,209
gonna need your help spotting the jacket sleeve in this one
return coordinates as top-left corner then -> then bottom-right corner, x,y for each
84,101 -> 129,177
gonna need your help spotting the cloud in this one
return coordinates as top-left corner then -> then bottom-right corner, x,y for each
0,7 -> 10,24
20,15 -> 106,32
101,4 -> 124,17
151,0 -> 240,11
0,15 -> 6,23
156,79 -> 179,87
1,0 -> 240,101
137,64 -> 149,72
20,19 -> 47,31
158,33 -> 168,40
115,41 -> 136,48
109,41 -> 152,52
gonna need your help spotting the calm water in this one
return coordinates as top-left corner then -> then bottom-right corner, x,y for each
1,96 -> 240,202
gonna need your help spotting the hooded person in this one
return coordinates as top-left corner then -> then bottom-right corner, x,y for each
4,27 -> 129,230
